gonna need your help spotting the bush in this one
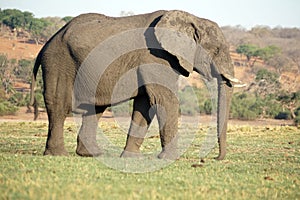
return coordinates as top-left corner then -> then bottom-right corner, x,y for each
179,104 -> 198,116
8,92 -> 27,107
203,100 -> 213,115
294,115 -> 300,126
295,107 -> 300,126
14,59 -> 34,81
230,90 -> 289,121
259,95 -> 282,118
0,101 -> 18,116
179,86 -> 201,116
231,93 -> 258,120
33,89 -> 45,108
0,84 -> 18,115
295,107 -> 300,116
255,68 -> 279,82
275,111 -> 292,120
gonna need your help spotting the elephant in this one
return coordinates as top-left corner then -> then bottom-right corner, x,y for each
30,10 -> 239,160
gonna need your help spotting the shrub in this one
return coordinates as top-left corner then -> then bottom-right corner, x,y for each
231,93 -> 258,120
179,103 -> 198,116
8,92 -> 27,106
34,89 -> 45,108
295,107 -> 300,116
295,107 -> 300,126
203,100 -> 213,115
294,115 -> 300,126
275,111 -> 292,120
0,101 -> 18,116
179,86 -> 201,116
14,59 -> 34,82
259,95 -> 282,118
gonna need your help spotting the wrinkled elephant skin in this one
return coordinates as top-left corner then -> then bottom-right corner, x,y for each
30,10 -> 236,160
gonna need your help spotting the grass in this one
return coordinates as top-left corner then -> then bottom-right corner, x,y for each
0,121 -> 299,199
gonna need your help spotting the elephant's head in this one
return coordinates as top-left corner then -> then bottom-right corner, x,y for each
154,10 -> 240,160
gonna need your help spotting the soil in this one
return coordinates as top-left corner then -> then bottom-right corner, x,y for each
0,106 -> 294,126
0,36 -> 43,60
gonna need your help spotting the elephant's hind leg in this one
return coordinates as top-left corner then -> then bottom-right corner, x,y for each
43,73 -> 70,156
76,106 -> 106,157
44,112 -> 68,156
121,95 -> 154,158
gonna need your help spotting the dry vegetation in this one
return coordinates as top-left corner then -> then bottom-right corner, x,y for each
222,25 -> 300,92
0,9 -> 300,124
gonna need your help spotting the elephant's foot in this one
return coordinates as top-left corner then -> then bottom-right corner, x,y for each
215,153 -> 226,160
76,145 -> 102,157
120,150 -> 142,158
44,148 -> 69,156
76,139 -> 102,157
157,148 -> 179,160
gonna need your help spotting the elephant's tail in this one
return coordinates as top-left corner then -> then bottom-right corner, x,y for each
29,49 -> 43,120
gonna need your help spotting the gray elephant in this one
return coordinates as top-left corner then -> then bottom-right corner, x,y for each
30,10 -> 239,160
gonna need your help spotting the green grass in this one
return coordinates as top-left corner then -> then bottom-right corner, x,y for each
0,121 -> 299,199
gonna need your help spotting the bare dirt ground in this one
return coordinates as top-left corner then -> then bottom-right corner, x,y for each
0,36 -> 42,60
0,106 -> 294,127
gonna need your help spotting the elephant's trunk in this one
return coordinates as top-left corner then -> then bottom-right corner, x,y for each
216,77 -> 233,160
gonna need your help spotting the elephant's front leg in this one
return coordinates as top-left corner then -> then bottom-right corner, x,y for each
156,94 -> 179,160
145,85 -> 179,160
76,106 -> 106,157
121,95 -> 154,157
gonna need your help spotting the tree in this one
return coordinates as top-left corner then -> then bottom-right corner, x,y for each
266,54 -> 291,73
29,18 -> 49,44
0,9 -> 34,29
255,45 -> 281,62
0,9 -> 54,43
250,26 -> 273,38
277,91 -> 300,119
62,16 -> 73,23
236,44 -> 259,62
236,44 -> 281,67
39,17 -> 66,41
247,69 -> 281,98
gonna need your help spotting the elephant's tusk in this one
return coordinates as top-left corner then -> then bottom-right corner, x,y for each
233,83 -> 247,88
223,73 -> 247,88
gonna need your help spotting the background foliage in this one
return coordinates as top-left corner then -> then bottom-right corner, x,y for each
0,9 -> 300,125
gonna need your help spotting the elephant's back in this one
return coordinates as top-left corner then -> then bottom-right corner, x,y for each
59,11 -> 166,63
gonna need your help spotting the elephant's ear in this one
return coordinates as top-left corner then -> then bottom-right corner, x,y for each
155,10 -> 199,74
